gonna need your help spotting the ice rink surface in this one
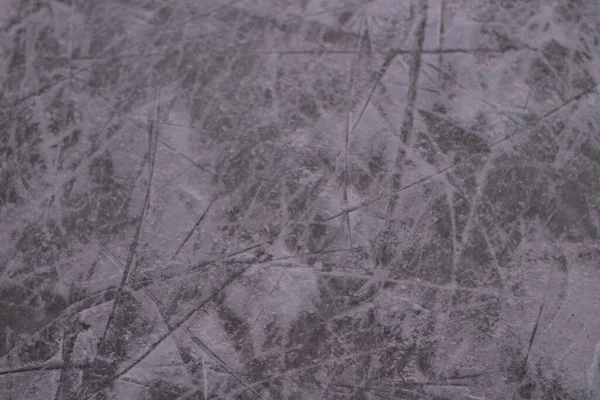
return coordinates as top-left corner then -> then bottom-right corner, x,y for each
1,0 -> 600,398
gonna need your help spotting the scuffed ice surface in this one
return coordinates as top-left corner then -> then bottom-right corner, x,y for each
1,0 -> 600,398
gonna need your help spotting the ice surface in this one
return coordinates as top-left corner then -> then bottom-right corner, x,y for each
1,0 -> 600,399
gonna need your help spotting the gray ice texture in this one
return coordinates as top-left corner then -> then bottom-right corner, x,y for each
1,0 -> 600,399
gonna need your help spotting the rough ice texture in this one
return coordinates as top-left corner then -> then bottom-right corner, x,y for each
1,0 -> 600,399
